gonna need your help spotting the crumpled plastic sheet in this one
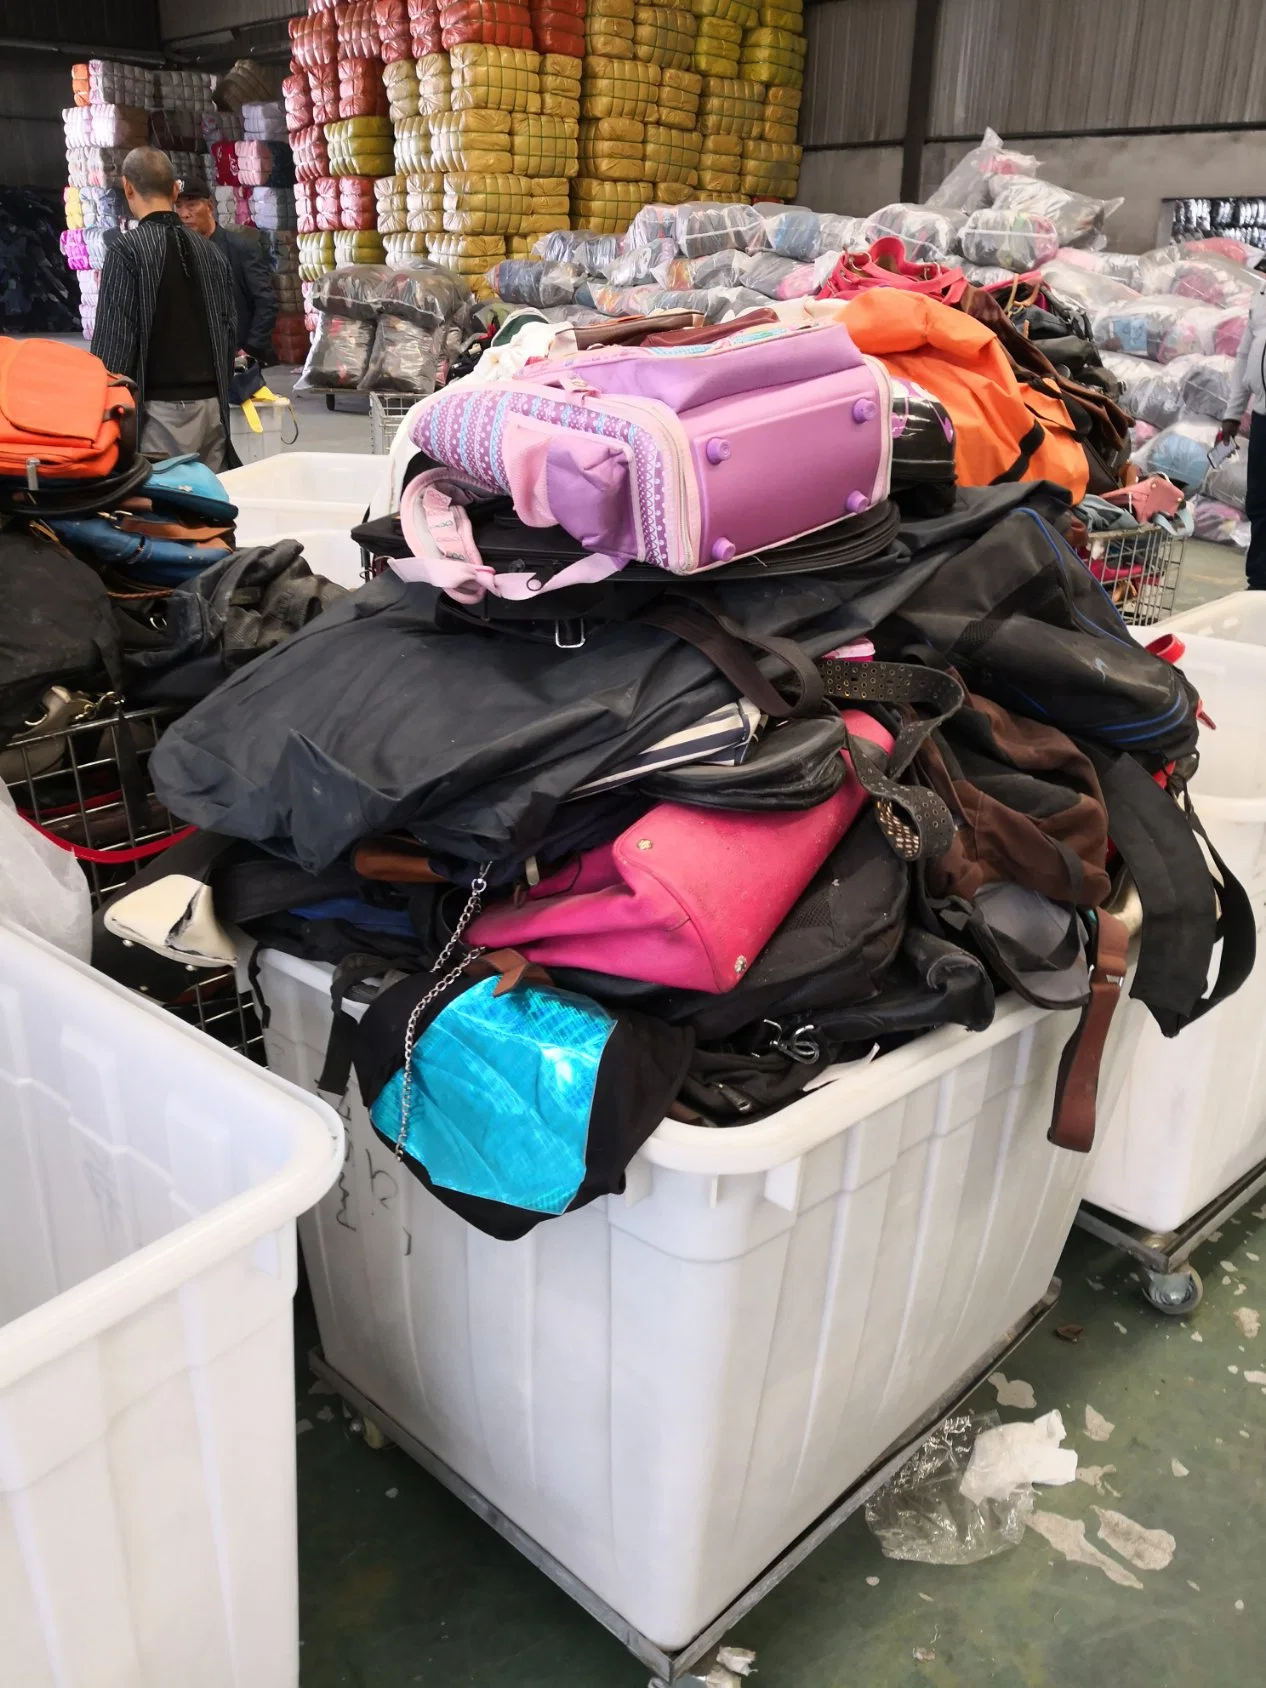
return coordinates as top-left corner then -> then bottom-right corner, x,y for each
988,175 -> 1121,247
864,1412 -> 1032,1565
1132,415 -> 1220,491
1100,351 -> 1197,429
1204,447 -> 1249,509
1181,353 -> 1239,420
924,126 -> 1041,214
1040,258 -> 1140,314
863,203 -> 966,265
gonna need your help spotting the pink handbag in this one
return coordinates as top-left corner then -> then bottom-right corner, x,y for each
466,711 -> 895,992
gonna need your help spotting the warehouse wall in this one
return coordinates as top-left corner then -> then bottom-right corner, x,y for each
799,0 -> 1266,244
0,57 -> 76,189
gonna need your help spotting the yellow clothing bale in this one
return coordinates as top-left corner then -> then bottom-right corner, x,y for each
581,54 -> 659,119
449,44 -> 542,114
762,116 -> 798,143
509,112 -> 579,176
429,108 -> 514,171
743,23 -> 804,50
585,15 -> 634,59
443,171 -> 533,235
693,48 -> 740,76
405,169 -> 445,231
741,136 -> 800,197
696,15 -> 743,46
325,116 -> 395,178
578,117 -> 646,182
633,6 -> 697,69
692,0 -> 757,24
542,91 -> 582,119
652,178 -> 695,204
758,5 -> 801,27
570,175 -> 652,232
334,229 -> 387,265
541,51 -> 583,81
417,53 -> 453,115
645,123 -> 701,183
654,64 -> 702,127
298,231 -> 336,279
393,114 -> 433,173
698,74 -> 763,135
738,54 -> 804,85
383,58 -> 420,121
764,82 -> 801,113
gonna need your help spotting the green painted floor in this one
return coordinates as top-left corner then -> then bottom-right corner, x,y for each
295,538 -> 1261,1686
295,1215 -> 1266,1687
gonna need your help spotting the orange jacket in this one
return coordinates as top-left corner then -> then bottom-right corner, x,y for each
839,290 -> 1089,502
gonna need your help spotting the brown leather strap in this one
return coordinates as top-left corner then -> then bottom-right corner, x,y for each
353,839 -> 448,884
1047,909 -> 1129,1153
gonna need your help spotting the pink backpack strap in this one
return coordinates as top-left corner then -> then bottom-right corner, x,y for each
394,468 -> 625,604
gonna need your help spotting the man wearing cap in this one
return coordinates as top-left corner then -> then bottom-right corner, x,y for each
177,187 -> 278,370
90,146 -> 237,470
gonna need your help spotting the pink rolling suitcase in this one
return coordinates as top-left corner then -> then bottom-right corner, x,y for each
400,318 -> 893,602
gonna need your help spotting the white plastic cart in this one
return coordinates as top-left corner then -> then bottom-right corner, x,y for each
220,452 -> 387,590
255,947 -> 1140,1676
0,924 -> 343,1688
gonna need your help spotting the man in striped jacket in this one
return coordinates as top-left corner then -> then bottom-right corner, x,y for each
90,147 -> 238,470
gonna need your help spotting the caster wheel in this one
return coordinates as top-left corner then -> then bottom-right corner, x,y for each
361,1414 -> 389,1451
1141,1266 -> 1203,1315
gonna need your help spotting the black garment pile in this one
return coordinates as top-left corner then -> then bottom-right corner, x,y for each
0,190 -> 79,334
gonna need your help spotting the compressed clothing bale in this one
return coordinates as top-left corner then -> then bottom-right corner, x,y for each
579,117 -> 646,181
532,0 -> 586,59
699,75 -> 763,135
429,231 -> 505,297
443,172 -> 533,234
236,140 -> 295,188
376,173 -> 410,231
450,43 -> 543,112
314,175 -> 342,229
429,108 -> 514,171
290,12 -> 338,70
299,230 -> 337,277
587,10 -> 635,60
338,58 -> 391,118
405,170 -> 446,229
394,113 -> 434,172
650,177 -> 695,204
292,126 -> 331,181
81,59 -> 154,107
64,147 -> 128,189
337,0 -> 383,58
634,6 -> 697,71
242,101 -> 289,141
308,61 -> 340,124
543,92 -> 582,119
326,115 -> 396,176
693,46 -> 741,77
334,229 -> 388,264
542,50 -> 583,87
212,140 -> 241,185
655,65 -> 702,128
408,0 -> 444,55
741,139 -> 799,198
570,176 -> 652,231
63,186 -> 83,230
148,109 -> 202,153
384,230 -> 434,263
738,38 -> 805,85
645,123 -> 701,184
338,175 -> 380,228
510,112 -> 580,176
202,109 -> 244,145
375,0 -> 413,60
415,52 -> 453,113
249,186 -> 299,231
62,105 -> 148,151
692,0 -> 757,24
582,55 -> 659,119
283,72 -> 314,131
441,0 -> 535,50
383,57 -> 421,120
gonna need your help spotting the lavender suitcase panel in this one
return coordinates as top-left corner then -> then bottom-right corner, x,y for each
687,366 -> 888,564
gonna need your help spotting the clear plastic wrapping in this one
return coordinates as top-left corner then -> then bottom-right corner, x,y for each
310,261 -> 473,327
1133,415 -> 1219,490
673,199 -> 764,257
1040,258 -> 1140,315
1134,247 -> 1260,308
959,208 -> 1059,272
606,238 -> 680,284
863,203 -> 965,264
864,1413 -> 1031,1565
988,175 -> 1121,247
1204,447 -> 1249,509
1181,354 -> 1239,420
730,247 -> 800,297
358,315 -> 442,391
1100,351 -> 1196,429
1093,295 -> 1212,363
1190,495 -> 1250,547
626,202 -> 680,246
487,256 -> 586,304
296,311 -> 376,388
925,127 -> 1041,214
1053,246 -> 1142,288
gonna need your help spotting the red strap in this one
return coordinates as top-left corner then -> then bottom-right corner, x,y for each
20,814 -> 196,864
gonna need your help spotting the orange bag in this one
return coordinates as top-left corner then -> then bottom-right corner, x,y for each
0,339 -> 135,487
839,291 -> 1089,500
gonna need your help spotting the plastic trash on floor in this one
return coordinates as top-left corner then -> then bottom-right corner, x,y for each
865,1412 -> 1033,1563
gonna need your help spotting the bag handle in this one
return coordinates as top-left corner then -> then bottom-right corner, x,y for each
635,599 -> 825,719
818,657 -> 963,860
1048,908 -> 1129,1153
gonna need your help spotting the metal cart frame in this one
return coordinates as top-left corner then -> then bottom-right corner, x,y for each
311,1279 -> 1060,1685
1084,527 -> 1185,627
369,390 -> 431,455
1076,1154 -> 1266,1315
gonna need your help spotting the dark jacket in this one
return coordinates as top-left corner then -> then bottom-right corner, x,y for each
91,210 -> 237,455
211,224 -> 278,364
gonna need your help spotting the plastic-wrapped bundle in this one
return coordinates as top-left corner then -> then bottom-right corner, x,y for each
283,72 -> 314,132
1133,415 -> 1219,491
645,124 -> 701,185
729,247 -> 804,296
290,12 -> 338,70
148,109 -> 202,153
652,247 -> 745,287
213,184 -> 244,227
988,176 -> 1121,249
75,269 -> 99,339
1135,247 -> 1260,308
384,230 -> 434,264
334,229 -> 388,264
327,116 -> 395,177
155,67 -> 216,109
586,0 -> 636,59
375,0 -> 412,60
429,109 -> 513,171
360,316 -> 443,392
292,126 -> 331,182
409,0 -> 443,55
202,109 -> 244,146
308,60 -> 340,124
337,0 -> 382,58
65,148 -> 129,190
314,175 -> 341,229
429,231 -> 507,298
299,230 -> 337,278
77,185 -> 127,228
339,175 -> 380,229
298,310 -> 376,387
698,76 -> 763,136
1182,236 -> 1266,270
759,3 -> 800,25
581,54 -> 659,119
250,187 -> 298,230
605,236 -> 678,283
762,82 -> 800,141
692,0 -> 757,25
656,65 -> 703,129
674,197 -> 762,255
634,6 -> 697,68
959,263 -> 1018,288
541,49 -> 584,113
693,15 -> 742,73
1099,352 -> 1196,427
864,203 -> 965,264
1181,354 -> 1239,421
738,24 -> 806,86
1092,296 -> 1240,364
265,229 -> 301,273
383,57 -> 420,120
1204,449 -> 1249,510
63,186 -> 83,230
376,173 -> 410,232
487,256 -> 585,303
236,140 -> 295,188
319,260 -> 469,327
1039,258 -> 1140,315
1190,496 -> 1249,547
243,102 -> 289,141
1051,246 -> 1141,289
406,170 -> 446,231
62,105 -> 148,151
578,117 -> 646,181
274,272 -> 305,314
443,172 -> 532,234
441,0 -> 534,49
82,59 -> 155,107
757,205 -> 830,258
393,114 -> 433,173
533,227 -> 623,267
508,112 -> 579,175
575,280 -> 660,313
625,201 -> 678,244
450,43 -> 543,112
741,139 -> 799,198
59,229 -> 89,272
698,134 -> 742,192
958,207 -> 1058,272
339,58 -> 390,118
211,140 -> 241,186
532,0 -> 586,59
570,177 -> 653,232
925,126 -> 1041,214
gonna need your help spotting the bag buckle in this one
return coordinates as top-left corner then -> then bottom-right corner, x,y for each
554,618 -> 586,649
26,457 -> 39,491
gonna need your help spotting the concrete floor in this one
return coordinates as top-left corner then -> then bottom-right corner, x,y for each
283,412 -> 1260,1687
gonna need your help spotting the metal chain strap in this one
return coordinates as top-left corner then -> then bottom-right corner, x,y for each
394,867 -> 490,1160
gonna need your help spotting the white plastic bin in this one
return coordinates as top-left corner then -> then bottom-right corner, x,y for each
257,947 -> 1138,1651
1087,632 -> 1266,1232
221,453 -> 387,589
1154,590 -> 1266,644
228,398 -> 294,465
0,924 -> 343,1688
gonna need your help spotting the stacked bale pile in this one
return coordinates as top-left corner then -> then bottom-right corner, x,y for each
737,0 -> 803,199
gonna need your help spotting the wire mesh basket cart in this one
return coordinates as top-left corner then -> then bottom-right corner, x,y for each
369,391 -> 429,455
1083,526 -> 1184,626
3,700 -> 265,1062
